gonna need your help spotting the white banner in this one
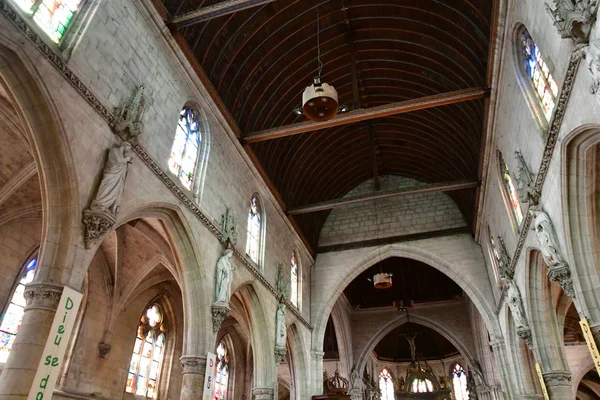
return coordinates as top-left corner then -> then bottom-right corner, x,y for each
580,318 -> 600,378
202,352 -> 217,400
28,286 -> 83,400
535,363 -> 550,400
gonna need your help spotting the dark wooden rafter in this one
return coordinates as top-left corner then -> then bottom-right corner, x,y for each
169,0 -> 277,29
243,87 -> 488,143
287,180 -> 479,215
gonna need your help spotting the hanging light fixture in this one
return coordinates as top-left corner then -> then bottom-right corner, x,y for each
293,2 -> 345,121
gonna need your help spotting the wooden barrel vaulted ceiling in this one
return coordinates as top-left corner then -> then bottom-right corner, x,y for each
157,0 -> 497,251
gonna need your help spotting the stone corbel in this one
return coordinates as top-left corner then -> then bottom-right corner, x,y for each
517,327 -> 534,349
547,264 -> 575,297
211,303 -> 231,333
98,342 -> 111,358
545,0 -> 598,43
274,346 -> 287,365
83,208 -> 116,249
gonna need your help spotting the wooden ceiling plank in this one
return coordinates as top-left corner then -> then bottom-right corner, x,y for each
244,87 -> 488,143
288,180 -> 479,215
169,0 -> 278,29
367,121 -> 380,191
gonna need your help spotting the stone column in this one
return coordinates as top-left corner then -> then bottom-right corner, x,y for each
311,350 -> 325,396
542,371 -> 572,400
0,283 -> 63,399
489,339 -> 513,400
179,355 -> 207,400
252,387 -> 275,400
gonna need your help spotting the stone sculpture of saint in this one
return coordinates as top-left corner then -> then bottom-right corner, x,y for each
506,280 -> 528,331
214,249 -> 234,305
90,142 -> 133,214
531,208 -> 567,268
275,303 -> 287,349
585,40 -> 600,100
350,367 -> 361,390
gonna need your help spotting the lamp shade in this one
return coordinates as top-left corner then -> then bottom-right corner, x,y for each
302,77 -> 339,122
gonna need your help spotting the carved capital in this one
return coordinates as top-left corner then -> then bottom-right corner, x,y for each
211,303 -> 231,333
98,342 -> 111,358
547,265 -> 575,297
82,208 -> 116,249
542,371 -> 572,387
24,283 -> 63,310
252,387 -> 275,400
517,327 -> 534,349
274,346 -> 287,365
311,350 -> 325,362
180,355 -> 207,374
545,0 -> 597,43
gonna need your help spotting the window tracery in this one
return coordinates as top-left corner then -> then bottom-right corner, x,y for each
498,152 -> 524,228
214,341 -> 230,400
125,304 -> 166,398
519,27 -> 558,121
378,368 -> 395,400
452,364 -> 469,400
169,107 -> 202,191
0,258 -> 37,363
290,252 -> 299,308
13,0 -> 84,43
246,195 -> 262,265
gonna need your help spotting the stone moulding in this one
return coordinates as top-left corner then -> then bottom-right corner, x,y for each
274,346 -> 287,365
507,48 -> 583,276
542,371 -> 572,386
82,208 -> 116,249
211,303 -> 231,333
180,355 -> 207,374
23,282 -> 63,310
0,0 -> 321,329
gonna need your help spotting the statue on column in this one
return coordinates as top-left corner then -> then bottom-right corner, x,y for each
212,249 -> 234,333
83,142 -> 133,248
505,280 -> 533,348
274,303 -> 287,364
214,249 -> 234,304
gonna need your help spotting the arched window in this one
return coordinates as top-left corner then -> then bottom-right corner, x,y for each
410,378 -> 433,393
290,251 -> 300,308
379,369 -> 395,400
214,341 -> 230,400
246,195 -> 263,265
169,107 -> 209,194
0,258 -> 37,363
13,0 -> 84,43
125,304 -> 166,398
451,364 -> 469,400
498,152 -> 524,229
518,27 -> 558,122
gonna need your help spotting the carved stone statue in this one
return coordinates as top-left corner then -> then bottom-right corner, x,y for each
350,366 -> 361,390
83,142 -> 133,248
112,86 -> 146,141
214,249 -> 234,304
220,208 -> 237,248
506,280 -> 529,332
545,0 -> 597,43
275,303 -> 287,349
582,39 -> 600,104
530,208 -> 568,268
90,142 -> 133,214
514,151 -> 537,204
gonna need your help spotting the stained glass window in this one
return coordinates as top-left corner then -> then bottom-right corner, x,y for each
214,341 -> 229,400
290,252 -> 299,308
499,153 -> 523,227
246,195 -> 262,264
169,108 -> 201,191
379,369 -> 395,400
521,28 -> 558,121
452,364 -> 469,400
410,378 -> 433,393
14,0 -> 84,43
0,258 -> 37,363
125,304 -> 165,399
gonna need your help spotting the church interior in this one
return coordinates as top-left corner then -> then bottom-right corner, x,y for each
2,0 -> 600,399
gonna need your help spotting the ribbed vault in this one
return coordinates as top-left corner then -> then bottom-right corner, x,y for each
158,0 -> 495,250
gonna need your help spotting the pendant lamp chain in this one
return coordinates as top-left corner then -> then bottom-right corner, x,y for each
317,1 -> 323,77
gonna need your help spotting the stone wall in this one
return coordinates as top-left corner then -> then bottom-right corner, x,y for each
318,176 -> 466,247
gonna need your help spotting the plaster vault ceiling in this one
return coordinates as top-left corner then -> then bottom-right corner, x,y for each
158,0 -> 496,250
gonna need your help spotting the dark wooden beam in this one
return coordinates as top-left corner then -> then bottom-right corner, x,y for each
288,180 -> 480,215
244,87 -> 488,144
169,0 -> 277,29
